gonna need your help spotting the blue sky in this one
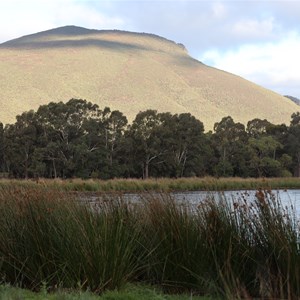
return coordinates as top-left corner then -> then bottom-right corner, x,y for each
1,0 -> 300,98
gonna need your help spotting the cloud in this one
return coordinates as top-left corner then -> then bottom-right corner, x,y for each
232,17 -> 276,40
200,32 -> 300,97
97,1 -> 296,57
212,2 -> 227,19
0,0 -> 125,42
53,1 -> 125,29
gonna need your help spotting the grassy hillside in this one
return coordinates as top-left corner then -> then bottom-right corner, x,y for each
0,25 -> 298,129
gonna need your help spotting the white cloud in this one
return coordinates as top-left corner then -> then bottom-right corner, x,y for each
53,1 -> 125,29
0,0 -> 125,43
200,32 -> 300,97
232,17 -> 276,39
212,2 -> 227,19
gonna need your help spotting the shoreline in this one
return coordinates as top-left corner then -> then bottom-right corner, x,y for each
0,176 -> 300,192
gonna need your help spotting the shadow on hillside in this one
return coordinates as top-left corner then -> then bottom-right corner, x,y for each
170,54 -> 204,68
0,38 -> 149,52
0,26 -> 179,52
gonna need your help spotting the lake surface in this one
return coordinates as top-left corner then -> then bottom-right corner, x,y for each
173,189 -> 300,215
81,189 -> 300,213
172,189 -> 300,202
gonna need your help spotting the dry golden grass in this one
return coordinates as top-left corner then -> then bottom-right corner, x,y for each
0,26 -> 299,130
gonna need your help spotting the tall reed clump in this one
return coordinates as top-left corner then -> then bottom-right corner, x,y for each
137,194 -> 211,292
137,191 -> 300,299
138,193 -> 258,298
0,187 -> 144,293
194,195 -> 258,299
249,189 -> 300,299
1,185 -> 300,299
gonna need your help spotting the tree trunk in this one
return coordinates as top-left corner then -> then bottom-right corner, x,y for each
24,152 -> 29,179
295,153 -> 300,177
52,159 -> 57,179
296,165 -> 300,177
180,152 -> 187,177
144,161 -> 149,179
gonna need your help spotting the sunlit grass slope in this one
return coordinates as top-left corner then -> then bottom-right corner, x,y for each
0,25 -> 298,129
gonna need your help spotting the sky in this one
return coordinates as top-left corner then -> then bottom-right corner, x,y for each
1,0 -> 300,98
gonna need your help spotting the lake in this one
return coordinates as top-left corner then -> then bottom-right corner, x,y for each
81,189 -> 300,214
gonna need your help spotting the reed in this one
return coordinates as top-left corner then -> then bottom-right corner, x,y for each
0,187 -> 143,293
1,185 -> 300,298
138,194 -> 210,292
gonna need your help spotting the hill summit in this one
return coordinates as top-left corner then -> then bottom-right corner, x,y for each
0,25 -> 298,129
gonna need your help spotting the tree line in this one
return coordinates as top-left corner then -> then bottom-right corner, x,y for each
0,98 -> 299,179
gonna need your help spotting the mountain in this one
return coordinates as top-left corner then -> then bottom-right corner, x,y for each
0,25 -> 298,129
285,95 -> 300,106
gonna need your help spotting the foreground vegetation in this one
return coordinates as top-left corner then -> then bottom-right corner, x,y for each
0,99 -> 300,179
1,186 -> 300,299
0,284 -> 208,300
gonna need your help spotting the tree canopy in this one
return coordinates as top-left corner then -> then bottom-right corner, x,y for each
1,99 -> 299,179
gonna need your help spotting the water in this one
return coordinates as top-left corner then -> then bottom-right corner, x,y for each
81,189 -> 300,212
173,189 -> 300,203
173,189 -> 300,215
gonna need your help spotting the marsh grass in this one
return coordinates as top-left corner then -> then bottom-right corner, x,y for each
1,186 -> 300,299
0,176 -> 300,192
0,187 -> 143,293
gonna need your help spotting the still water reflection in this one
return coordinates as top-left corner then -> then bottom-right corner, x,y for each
82,189 -> 300,212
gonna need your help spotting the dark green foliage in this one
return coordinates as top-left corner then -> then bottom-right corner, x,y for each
212,116 -> 249,177
286,113 -> 300,176
1,99 -> 299,179
0,122 -> 4,173
247,118 -> 271,138
126,110 -> 167,179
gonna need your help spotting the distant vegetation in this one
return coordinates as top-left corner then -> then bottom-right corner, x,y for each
2,177 -> 300,193
0,99 -> 300,180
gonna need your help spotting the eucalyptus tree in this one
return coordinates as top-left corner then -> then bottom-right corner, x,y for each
290,112 -> 300,126
162,113 -> 210,177
213,116 -> 248,177
100,109 -> 126,164
286,112 -> 300,176
4,110 -> 39,178
126,110 -> 168,179
265,123 -> 292,176
82,107 -> 128,178
35,99 -> 100,178
246,118 -> 271,138
0,122 -> 4,173
101,108 -> 128,177
247,119 -> 291,177
248,135 -> 283,177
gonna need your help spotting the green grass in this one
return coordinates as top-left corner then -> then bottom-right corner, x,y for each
1,185 -> 300,299
0,177 -> 300,192
0,284 -> 210,300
